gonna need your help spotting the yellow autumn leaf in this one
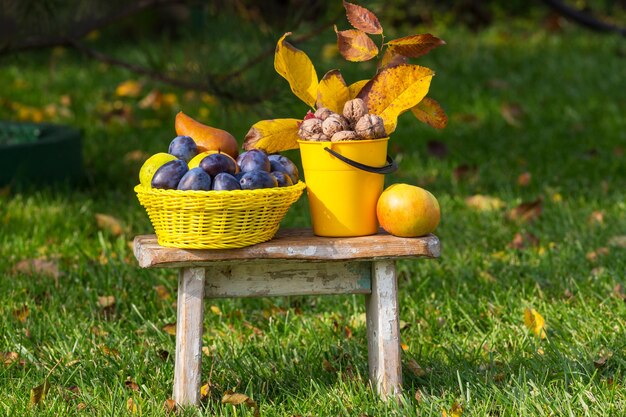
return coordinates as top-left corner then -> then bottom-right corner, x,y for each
115,80 -> 142,98
386,34 -> 446,58
411,97 -> 448,129
29,381 -> 50,407
316,70 -> 349,114
243,118 -> 301,153
524,308 -> 547,339
358,64 -> 434,133
348,80 -> 369,100
274,33 -> 318,107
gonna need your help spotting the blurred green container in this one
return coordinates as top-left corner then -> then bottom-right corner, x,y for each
0,121 -> 83,186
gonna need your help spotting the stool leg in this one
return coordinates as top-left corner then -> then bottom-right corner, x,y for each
173,267 -> 205,406
366,260 -> 402,399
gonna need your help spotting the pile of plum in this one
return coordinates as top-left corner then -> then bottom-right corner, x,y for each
153,136 -> 299,191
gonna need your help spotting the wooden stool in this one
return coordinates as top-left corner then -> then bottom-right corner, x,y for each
133,229 -> 440,406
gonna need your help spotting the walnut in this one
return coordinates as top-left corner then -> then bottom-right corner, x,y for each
322,114 -> 350,137
331,130 -> 360,142
354,114 -> 386,139
343,98 -> 367,124
314,107 -> 334,121
309,133 -> 330,142
298,118 -> 323,140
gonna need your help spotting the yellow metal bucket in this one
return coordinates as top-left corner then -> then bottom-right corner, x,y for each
298,138 -> 397,237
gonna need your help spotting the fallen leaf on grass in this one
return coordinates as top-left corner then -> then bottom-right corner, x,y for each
613,284 -> 625,300
139,90 -> 178,110
442,402 -> 463,417
116,80 -> 142,98
508,232 -> 539,250
100,345 -> 120,357
91,326 -> 109,337
588,211 -> 605,225
507,198 -> 542,222
127,397 -> 140,414
407,359 -> 427,377
524,308 -> 547,339
164,398 -> 177,414
594,351 -> 612,368
608,236 -> 626,248
517,172 -> 531,186
95,213 -> 124,236
29,380 -> 51,407
210,305 -> 222,315
162,323 -> 177,336
12,304 -> 29,322
586,247 -> 609,262
124,150 -> 150,164
452,164 -> 478,182
401,342 -> 409,351
3,351 -> 24,366
500,102 -> 524,127
222,391 -> 259,416
322,359 -> 336,372
201,383 -> 211,400
154,285 -> 171,300
125,379 -> 140,391
97,295 -> 116,308
426,140 -> 448,159
13,259 -> 60,279
465,195 -> 505,211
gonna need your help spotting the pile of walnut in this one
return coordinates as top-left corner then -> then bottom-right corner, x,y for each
297,98 -> 386,142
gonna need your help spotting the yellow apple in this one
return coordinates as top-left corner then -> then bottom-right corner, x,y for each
376,184 -> 440,237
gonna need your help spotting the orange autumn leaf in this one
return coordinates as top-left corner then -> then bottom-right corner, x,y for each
411,97 -> 448,129
342,0 -> 383,34
115,80 -> 142,98
358,64 -> 434,133
335,27 -> 378,62
386,34 -> 446,58
222,390 -> 259,416
507,198 -> 543,222
316,70 -> 350,114
524,308 -> 547,339
347,79 -> 369,99
274,33 -> 318,107
243,118 -> 301,153
95,213 -> 124,236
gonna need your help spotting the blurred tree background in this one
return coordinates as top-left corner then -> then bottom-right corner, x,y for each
2,0 -> 624,107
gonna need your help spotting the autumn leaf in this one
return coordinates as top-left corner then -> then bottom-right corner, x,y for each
210,305 -> 222,315
501,102 -> 525,127
379,49 -> 408,69
608,235 -> 626,247
517,172 -> 532,186
124,379 -> 140,391
347,79 -> 369,99
407,359 -> 427,377
201,383 -> 211,399
588,210 -> 604,225
3,351 -> 21,366
115,80 -> 142,98
13,258 -> 60,279
163,398 -> 177,414
453,164 -> 478,182
95,213 -> 124,236
335,27 -> 379,62
316,70 -> 350,114
154,285 -> 171,300
358,64 -> 434,133
30,381 -> 51,407
97,295 -> 116,309
524,308 -> 547,339
507,198 -> 543,222
465,195 -> 505,211
274,32 -> 318,107
411,98 -> 448,129
127,397 -> 140,414
243,118 -> 301,153
12,305 -> 29,322
222,390 -> 259,417
508,232 -> 539,250
386,34 -> 445,58
162,323 -> 177,336
343,0 -> 383,34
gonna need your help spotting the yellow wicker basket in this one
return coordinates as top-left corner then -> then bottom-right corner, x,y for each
135,181 -> 306,249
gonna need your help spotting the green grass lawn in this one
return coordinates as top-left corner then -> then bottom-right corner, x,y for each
1,19 -> 625,416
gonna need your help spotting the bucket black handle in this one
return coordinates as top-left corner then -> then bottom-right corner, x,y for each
323,147 -> 398,174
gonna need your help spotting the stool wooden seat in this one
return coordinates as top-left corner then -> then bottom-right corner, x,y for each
133,228 -> 440,406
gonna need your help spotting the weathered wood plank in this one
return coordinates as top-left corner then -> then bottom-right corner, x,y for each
366,260 -> 402,399
204,261 -> 371,298
173,267 -> 205,406
134,229 -> 440,268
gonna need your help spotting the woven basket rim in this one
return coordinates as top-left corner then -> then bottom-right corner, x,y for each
134,180 -> 305,196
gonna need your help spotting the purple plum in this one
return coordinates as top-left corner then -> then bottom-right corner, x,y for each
151,159 -> 188,189
271,171 -> 293,187
199,153 -> 238,177
239,170 -> 277,190
177,167 -> 212,191
168,136 -> 198,162
268,154 -> 299,183
212,173 -> 241,191
238,149 -> 270,173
